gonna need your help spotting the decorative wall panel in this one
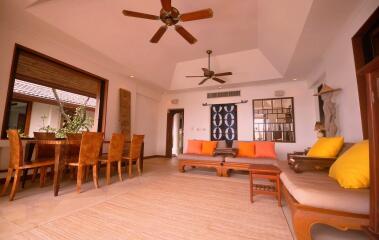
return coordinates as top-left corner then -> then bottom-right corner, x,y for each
210,104 -> 237,142
119,88 -> 131,141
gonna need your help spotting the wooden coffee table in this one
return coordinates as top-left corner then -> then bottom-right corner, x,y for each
249,164 -> 282,206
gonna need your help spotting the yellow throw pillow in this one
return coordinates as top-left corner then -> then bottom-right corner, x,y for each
329,140 -> 369,189
307,137 -> 344,158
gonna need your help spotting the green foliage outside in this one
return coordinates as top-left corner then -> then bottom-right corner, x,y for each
39,105 -> 94,138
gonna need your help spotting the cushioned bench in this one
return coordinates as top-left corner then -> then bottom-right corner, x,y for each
177,154 -> 224,176
278,160 -> 369,240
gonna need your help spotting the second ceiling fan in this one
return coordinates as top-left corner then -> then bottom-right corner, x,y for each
122,0 -> 213,44
186,50 -> 232,85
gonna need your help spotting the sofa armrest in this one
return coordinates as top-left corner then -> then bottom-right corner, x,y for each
288,155 -> 337,173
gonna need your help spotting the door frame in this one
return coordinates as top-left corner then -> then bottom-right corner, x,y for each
352,6 -> 379,237
166,109 -> 184,158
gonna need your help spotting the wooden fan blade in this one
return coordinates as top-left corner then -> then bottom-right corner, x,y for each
150,26 -> 168,43
122,10 -> 160,20
161,0 -> 172,12
175,25 -> 197,44
199,77 -> 210,85
180,8 -> 214,22
214,72 -> 232,77
186,76 -> 205,78
212,77 -> 226,84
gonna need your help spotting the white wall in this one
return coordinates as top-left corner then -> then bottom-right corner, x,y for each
306,0 -> 379,142
28,102 -> 61,136
157,81 -> 317,160
0,1 -> 162,172
134,93 -> 159,157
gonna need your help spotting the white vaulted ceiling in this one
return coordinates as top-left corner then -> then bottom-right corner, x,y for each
12,0 -> 361,90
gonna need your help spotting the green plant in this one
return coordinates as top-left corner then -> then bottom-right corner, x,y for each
56,105 -> 94,138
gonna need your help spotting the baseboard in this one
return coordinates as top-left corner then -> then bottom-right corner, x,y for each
144,155 -> 168,159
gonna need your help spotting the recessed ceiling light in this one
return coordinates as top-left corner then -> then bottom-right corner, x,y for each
292,78 -> 297,81
129,75 -> 135,78
218,86 -> 222,89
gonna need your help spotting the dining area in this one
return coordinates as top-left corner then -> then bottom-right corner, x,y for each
0,130 -> 144,201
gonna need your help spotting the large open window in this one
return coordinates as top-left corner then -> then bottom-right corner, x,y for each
1,44 -> 108,138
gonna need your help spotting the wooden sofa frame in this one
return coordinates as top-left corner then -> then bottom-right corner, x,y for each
222,162 -> 250,177
282,182 -> 369,240
178,159 -> 223,177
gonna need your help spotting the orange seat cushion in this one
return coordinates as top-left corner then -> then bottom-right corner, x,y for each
237,141 -> 255,158
186,140 -> 203,154
201,141 -> 218,155
255,142 -> 277,159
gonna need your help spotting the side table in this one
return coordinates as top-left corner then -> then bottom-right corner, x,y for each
249,164 -> 282,206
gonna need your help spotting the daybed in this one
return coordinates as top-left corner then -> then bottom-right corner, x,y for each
278,160 -> 369,240
222,141 -> 277,176
177,153 -> 224,176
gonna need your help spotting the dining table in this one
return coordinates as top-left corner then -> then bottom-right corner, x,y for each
23,139 -> 144,196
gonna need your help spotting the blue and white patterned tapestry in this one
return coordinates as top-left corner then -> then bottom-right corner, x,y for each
210,104 -> 238,141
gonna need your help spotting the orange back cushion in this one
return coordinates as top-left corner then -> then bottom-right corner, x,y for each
187,140 -> 203,154
201,141 -> 218,155
255,141 -> 277,159
238,141 -> 255,158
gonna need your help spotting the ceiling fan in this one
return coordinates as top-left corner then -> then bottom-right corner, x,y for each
122,0 -> 213,44
186,50 -> 232,85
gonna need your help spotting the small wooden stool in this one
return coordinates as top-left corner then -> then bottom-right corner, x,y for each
249,164 -> 282,206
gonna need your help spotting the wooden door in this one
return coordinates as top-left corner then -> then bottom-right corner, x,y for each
367,69 -> 379,236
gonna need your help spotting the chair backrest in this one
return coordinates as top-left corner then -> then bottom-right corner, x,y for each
34,132 -> 55,160
78,132 -> 103,165
108,133 -> 125,162
7,130 -> 23,168
66,133 -> 83,161
129,134 -> 144,159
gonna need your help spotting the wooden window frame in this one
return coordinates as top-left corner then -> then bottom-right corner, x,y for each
1,44 -> 108,139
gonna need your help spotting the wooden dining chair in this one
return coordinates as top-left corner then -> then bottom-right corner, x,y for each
67,132 -> 103,193
1,130 -> 55,201
122,134 -> 144,178
99,133 -> 125,184
31,132 -> 56,187
66,133 -> 83,179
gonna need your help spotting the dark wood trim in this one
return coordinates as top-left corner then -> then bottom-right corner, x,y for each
2,45 -> 20,140
12,94 -> 96,112
24,101 -> 33,136
165,108 -> 184,158
15,73 -> 97,98
1,43 -> 108,139
367,70 -> 379,235
352,7 -> 379,237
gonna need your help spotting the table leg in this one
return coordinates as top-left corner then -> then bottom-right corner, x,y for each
276,176 -> 282,207
21,169 -> 28,188
53,144 -> 62,196
249,172 -> 254,203
22,143 -> 35,188
140,142 -> 144,173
